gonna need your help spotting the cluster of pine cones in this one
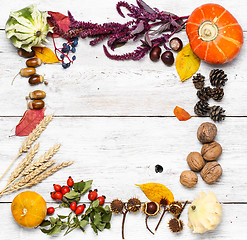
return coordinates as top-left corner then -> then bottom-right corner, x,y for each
193,69 -> 227,122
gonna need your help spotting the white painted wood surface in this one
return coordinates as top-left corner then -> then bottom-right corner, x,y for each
0,0 -> 246,239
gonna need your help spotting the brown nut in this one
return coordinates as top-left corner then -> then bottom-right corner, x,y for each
201,141 -> 222,161
200,161 -> 222,184
17,48 -> 35,58
29,90 -> 46,100
28,100 -> 45,110
197,122 -> 217,143
29,75 -> 44,85
186,152 -> 205,171
26,58 -> 42,67
180,170 -> 198,188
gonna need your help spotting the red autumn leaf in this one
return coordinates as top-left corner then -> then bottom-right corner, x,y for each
15,109 -> 45,136
48,11 -> 71,37
174,106 -> 191,121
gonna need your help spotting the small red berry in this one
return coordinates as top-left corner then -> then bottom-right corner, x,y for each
61,186 -> 70,195
70,201 -> 77,211
75,204 -> 85,215
47,207 -> 55,215
53,184 -> 62,192
88,189 -> 98,201
50,191 -> 56,200
67,176 -> 74,187
54,191 -> 63,200
98,196 -> 106,206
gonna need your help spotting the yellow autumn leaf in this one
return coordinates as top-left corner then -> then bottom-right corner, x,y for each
136,183 -> 174,205
33,47 -> 60,64
175,43 -> 201,82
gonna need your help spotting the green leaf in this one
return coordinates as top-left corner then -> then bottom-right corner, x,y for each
64,190 -> 80,200
50,217 -> 57,226
80,180 -> 93,194
58,215 -> 68,219
59,203 -> 70,208
93,212 -> 102,225
73,180 -> 93,194
39,220 -> 51,227
102,212 -> 112,223
41,228 -> 52,234
90,223 -> 98,234
104,205 -> 110,212
80,219 -> 89,229
95,222 -> 106,231
95,205 -> 106,213
105,222 -> 111,229
47,225 -> 62,235
85,207 -> 93,215
92,199 -> 99,208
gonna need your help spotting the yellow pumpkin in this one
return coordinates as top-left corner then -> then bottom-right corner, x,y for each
11,191 -> 47,228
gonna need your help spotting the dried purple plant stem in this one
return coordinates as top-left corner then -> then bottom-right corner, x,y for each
49,0 -> 189,61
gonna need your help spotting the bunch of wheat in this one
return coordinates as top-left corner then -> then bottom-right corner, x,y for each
0,114 -> 73,197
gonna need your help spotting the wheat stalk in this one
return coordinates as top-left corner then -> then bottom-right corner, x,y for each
22,143 -> 60,176
0,161 -> 73,196
0,114 -> 53,182
19,114 -> 53,154
7,143 -> 40,185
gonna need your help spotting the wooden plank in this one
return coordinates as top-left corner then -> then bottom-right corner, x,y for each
0,30 -> 246,116
0,202 -> 245,240
0,0 -> 246,30
0,117 -> 246,203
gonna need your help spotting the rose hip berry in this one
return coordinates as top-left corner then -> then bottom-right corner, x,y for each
75,204 -> 85,215
67,176 -> 74,187
61,186 -> 70,195
53,184 -> 62,192
54,191 -> 63,200
98,196 -> 106,206
47,207 -> 55,215
70,201 -> 77,211
50,191 -> 56,200
88,189 -> 98,201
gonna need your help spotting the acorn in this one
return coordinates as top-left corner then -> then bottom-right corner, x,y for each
26,58 -> 42,67
142,202 -> 160,216
17,48 -> 35,58
168,201 -> 183,216
29,90 -> 46,100
20,67 -> 36,77
110,199 -> 124,214
29,75 -> 44,85
28,100 -> 45,110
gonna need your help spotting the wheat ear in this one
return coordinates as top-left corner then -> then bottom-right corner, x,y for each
22,143 -> 60,176
0,161 -> 73,196
7,143 -> 40,185
0,114 -> 53,182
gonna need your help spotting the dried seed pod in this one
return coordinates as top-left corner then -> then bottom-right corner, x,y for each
127,198 -> 141,212
142,202 -> 160,216
29,75 -> 44,85
26,58 -> 42,67
28,100 -> 45,110
169,201 -> 183,216
20,67 -> 36,77
110,199 -> 124,214
29,90 -> 46,100
168,218 -> 184,232
17,48 -> 35,58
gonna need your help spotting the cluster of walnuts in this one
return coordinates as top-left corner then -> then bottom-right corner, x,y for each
180,122 -> 223,187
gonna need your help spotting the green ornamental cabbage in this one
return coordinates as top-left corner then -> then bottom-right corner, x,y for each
5,4 -> 53,52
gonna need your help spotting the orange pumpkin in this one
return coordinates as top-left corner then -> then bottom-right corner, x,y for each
186,3 -> 243,64
11,191 -> 47,228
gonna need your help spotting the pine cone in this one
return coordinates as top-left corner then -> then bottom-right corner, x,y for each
194,100 -> 210,116
197,87 -> 212,101
210,69 -> 228,87
209,106 -> 226,122
192,73 -> 205,89
212,87 -> 224,101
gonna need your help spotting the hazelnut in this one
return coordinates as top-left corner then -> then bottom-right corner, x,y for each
186,152 -> 205,171
197,122 -> 217,143
180,170 -> 198,188
200,161 -> 222,184
201,141 -> 222,161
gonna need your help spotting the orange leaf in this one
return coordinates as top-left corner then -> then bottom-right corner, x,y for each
33,47 -> 59,64
174,106 -> 191,121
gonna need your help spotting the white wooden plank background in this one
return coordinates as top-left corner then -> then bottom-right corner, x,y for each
0,0 -> 247,239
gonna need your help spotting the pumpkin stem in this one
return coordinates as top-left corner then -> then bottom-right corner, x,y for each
21,208 -> 28,216
198,21 -> 219,42
36,31 -> 41,37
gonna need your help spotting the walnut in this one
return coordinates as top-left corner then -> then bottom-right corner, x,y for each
200,162 -> 222,184
180,170 -> 198,188
197,122 -> 217,143
201,141 -> 222,161
187,152 -> 205,171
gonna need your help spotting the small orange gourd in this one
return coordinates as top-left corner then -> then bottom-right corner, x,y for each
11,191 -> 47,228
186,3 -> 243,64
